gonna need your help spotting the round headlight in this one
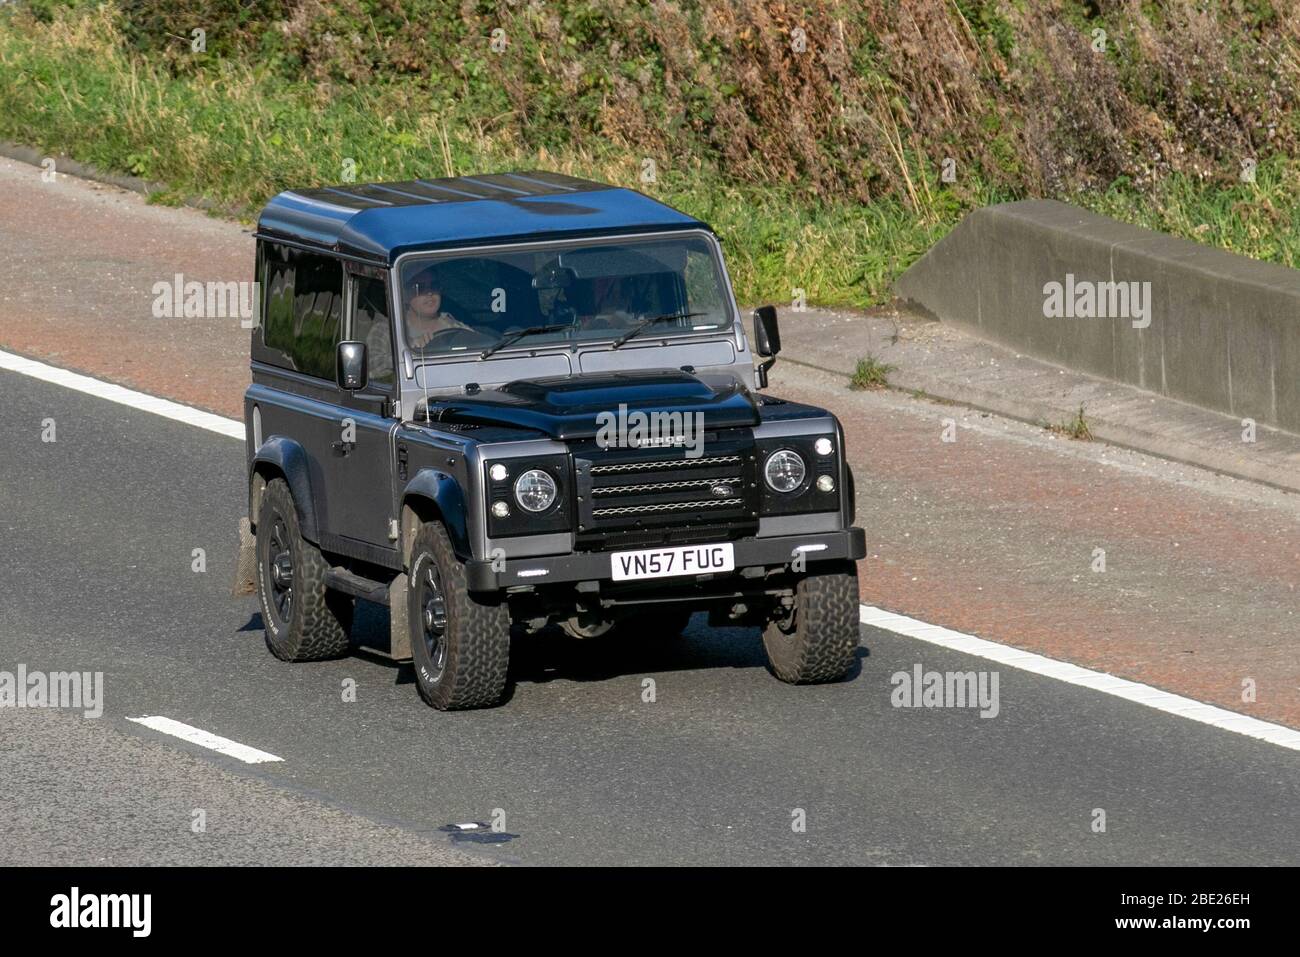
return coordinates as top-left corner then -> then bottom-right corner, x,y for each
814,437 -> 834,456
489,463 -> 508,482
764,450 -> 806,493
514,469 -> 558,512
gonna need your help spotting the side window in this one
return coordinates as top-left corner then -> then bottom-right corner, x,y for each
261,244 -> 296,362
291,254 -> 343,379
352,275 -> 395,387
259,244 -> 342,379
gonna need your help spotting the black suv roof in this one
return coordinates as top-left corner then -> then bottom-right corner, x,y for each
257,171 -> 708,264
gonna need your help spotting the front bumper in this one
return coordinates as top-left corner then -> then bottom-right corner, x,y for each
465,527 -> 865,592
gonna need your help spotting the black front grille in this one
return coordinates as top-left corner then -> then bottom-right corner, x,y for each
573,431 -> 759,552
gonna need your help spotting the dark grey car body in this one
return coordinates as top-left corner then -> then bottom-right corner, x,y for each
242,172 -> 864,669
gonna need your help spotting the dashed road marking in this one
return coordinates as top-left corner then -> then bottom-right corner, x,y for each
860,604 -> 1300,753
127,716 -> 283,764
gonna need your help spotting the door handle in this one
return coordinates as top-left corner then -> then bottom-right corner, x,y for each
331,440 -> 355,455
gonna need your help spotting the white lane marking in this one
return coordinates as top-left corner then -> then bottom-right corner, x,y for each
860,604 -> 1300,753
6,351 -> 1296,754
127,716 -> 283,764
0,348 -> 244,439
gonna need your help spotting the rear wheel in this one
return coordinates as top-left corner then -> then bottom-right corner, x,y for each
408,522 -> 511,710
762,561 -> 859,684
256,478 -> 353,662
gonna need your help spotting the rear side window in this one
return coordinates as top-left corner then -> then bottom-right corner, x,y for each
260,244 -> 343,379
261,245 -> 295,358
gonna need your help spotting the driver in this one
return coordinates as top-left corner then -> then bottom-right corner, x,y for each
404,268 -> 470,349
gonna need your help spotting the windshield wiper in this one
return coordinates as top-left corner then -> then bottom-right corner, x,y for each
479,323 -> 572,359
611,311 -> 706,349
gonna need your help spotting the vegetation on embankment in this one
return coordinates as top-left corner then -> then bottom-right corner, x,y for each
2,1 -> 1297,306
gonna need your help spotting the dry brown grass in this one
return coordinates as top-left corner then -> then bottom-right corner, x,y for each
81,0 -> 1295,209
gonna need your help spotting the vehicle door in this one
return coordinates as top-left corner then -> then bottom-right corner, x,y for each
326,266 -> 399,549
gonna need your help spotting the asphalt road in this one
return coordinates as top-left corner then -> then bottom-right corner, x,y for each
2,368 -> 1297,866
6,155 -> 1299,728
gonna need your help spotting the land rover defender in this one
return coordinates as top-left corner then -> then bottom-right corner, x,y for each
241,171 -> 865,709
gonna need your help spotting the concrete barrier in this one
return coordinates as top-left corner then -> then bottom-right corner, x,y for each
895,199 -> 1300,434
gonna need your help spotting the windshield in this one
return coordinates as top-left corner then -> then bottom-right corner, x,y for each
397,234 -> 732,357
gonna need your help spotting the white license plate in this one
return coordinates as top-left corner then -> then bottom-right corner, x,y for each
610,542 -> 735,581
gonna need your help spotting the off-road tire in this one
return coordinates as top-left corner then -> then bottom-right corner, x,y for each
762,561 -> 859,684
256,478 -> 353,662
616,608 -> 693,640
408,521 -> 511,710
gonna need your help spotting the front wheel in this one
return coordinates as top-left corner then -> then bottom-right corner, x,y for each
408,522 -> 511,710
762,561 -> 860,684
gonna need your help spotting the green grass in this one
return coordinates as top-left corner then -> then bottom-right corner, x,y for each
0,6 -> 976,307
1048,405 -> 1094,441
849,355 -> 897,390
1,2 -> 1297,305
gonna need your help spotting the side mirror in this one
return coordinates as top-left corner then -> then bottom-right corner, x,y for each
752,305 -> 781,388
752,305 -> 781,358
336,340 -> 368,391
